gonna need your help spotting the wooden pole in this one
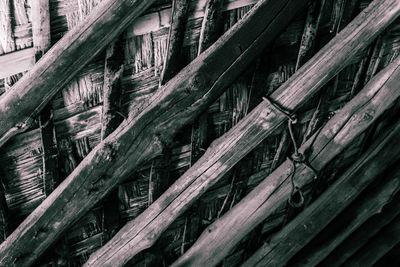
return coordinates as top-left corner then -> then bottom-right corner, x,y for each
87,1 -> 400,266
342,215 -> 400,267
171,51 -> 400,267
320,192 -> 400,267
32,0 -> 59,197
0,0 -> 157,148
159,0 -> 190,85
243,135 -> 400,267
191,0 -> 224,164
101,36 -> 125,140
0,1 -> 309,266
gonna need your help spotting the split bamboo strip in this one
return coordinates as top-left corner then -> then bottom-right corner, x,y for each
0,1 -> 308,266
172,49 -> 400,267
87,1 -> 400,266
0,0 -> 157,148
243,124 -> 400,267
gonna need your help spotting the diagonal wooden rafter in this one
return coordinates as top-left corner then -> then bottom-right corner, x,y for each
341,215 -> 400,267
0,0 -> 157,148
320,191 -> 400,267
172,51 -> 400,267
243,123 -> 400,266
0,0 -> 309,266
86,1 -> 400,266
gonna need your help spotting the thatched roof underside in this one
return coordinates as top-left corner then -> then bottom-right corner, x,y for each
0,0 -> 400,266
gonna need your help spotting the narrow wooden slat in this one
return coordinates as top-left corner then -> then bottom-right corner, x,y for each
88,1 -> 400,266
243,125 -> 400,267
0,1 -> 308,266
160,0 -> 189,85
0,48 -> 35,79
172,50 -> 400,267
0,0 -> 157,148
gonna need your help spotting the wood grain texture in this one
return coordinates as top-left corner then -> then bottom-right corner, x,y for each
85,0 -> 310,266
0,0 -> 157,148
0,1 -> 306,266
342,215 -> 400,267
160,0 -> 189,85
320,193 -> 400,267
244,122 -> 400,267
0,48 -> 35,79
172,48 -> 400,267
89,1 -> 400,266
32,0 -> 51,60
101,36 -> 125,140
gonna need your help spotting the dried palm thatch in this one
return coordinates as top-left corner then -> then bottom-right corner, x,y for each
0,0 -> 400,266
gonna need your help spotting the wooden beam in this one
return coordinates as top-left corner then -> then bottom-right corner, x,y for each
0,0 -> 157,149
171,51 -> 400,267
32,0 -> 59,198
0,48 -> 35,79
320,192 -> 400,266
243,128 -> 400,267
342,215 -> 400,267
0,0 -> 15,53
87,1 -> 400,266
191,0 -> 224,164
0,1 -> 308,266
32,0 -> 51,60
198,0 -> 225,55
288,167 -> 400,266
101,36 -> 125,140
160,0 -> 189,85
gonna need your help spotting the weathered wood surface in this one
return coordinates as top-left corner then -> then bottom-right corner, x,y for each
320,192 -> 400,266
191,0 -> 224,164
243,124 -> 400,267
87,1 -> 400,266
85,0 -> 314,266
32,0 -> 51,60
32,0 -> 59,197
0,1 -> 307,266
0,0 -> 157,148
0,0 -> 15,53
342,215 -> 400,267
160,0 -> 189,85
172,48 -> 400,267
0,48 -> 35,79
198,0 -> 225,55
101,36 -> 125,140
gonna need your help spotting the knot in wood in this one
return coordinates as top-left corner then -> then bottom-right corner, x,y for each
103,143 -> 116,162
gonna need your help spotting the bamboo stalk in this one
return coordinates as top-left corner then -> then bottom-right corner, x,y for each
243,128 -> 400,267
0,1 -> 309,266
87,1 -> 400,266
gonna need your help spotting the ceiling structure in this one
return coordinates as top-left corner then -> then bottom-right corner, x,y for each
0,0 -> 399,266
